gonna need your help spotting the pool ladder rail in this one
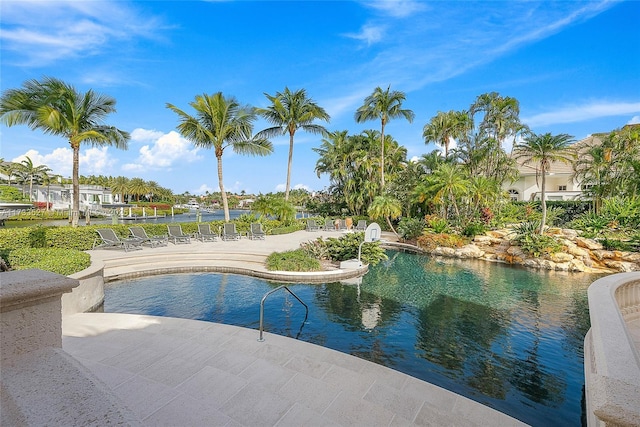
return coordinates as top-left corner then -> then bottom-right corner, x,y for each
258,285 -> 309,342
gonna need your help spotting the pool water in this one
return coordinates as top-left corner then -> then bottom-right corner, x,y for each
104,251 -> 597,426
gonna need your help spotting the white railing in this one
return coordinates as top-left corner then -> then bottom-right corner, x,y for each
584,273 -> 640,427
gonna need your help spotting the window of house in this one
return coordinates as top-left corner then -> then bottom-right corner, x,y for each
508,189 -> 519,201
558,185 -> 567,191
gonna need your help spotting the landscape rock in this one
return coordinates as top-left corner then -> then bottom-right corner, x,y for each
576,237 -> 603,250
604,260 -> 638,272
550,252 -> 574,263
455,244 -> 483,259
415,229 -> 639,274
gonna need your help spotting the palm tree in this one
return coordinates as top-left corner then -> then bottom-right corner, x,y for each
167,92 -> 273,221
18,156 -> 51,202
355,86 -> 415,190
0,77 -> 129,226
368,195 -> 402,237
127,178 -> 149,202
109,176 -> 130,203
513,133 -> 575,234
470,92 -> 527,147
256,87 -> 330,201
423,110 -> 472,158
414,163 -> 470,219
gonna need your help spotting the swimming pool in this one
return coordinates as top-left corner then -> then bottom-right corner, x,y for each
104,250 -> 597,426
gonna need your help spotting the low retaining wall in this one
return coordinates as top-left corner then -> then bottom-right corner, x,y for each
63,264 -> 105,316
584,272 -> 640,426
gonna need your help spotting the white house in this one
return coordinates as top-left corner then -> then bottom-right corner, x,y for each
504,134 -> 602,202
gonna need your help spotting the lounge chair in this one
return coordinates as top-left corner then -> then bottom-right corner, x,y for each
222,223 -> 241,241
324,219 -> 336,231
355,220 -> 367,231
194,223 -> 218,242
167,225 -> 191,244
249,223 -> 266,240
93,228 -> 143,252
306,219 -> 320,231
337,219 -> 348,231
129,226 -> 168,247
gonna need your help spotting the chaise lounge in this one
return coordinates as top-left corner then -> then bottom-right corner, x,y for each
194,224 -> 218,242
221,223 -> 241,241
94,228 -> 143,252
167,225 -> 191,244
249,223 -> 266,240
129,226 -> 168,247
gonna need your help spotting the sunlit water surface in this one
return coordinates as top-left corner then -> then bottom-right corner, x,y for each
104,251 -> 597,426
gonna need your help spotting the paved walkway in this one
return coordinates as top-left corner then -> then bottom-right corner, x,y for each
61,230 -> 528,426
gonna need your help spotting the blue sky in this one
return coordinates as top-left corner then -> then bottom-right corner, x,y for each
1,0 -> 639,196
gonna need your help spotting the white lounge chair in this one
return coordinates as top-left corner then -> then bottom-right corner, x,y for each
355,220 -> 367,231
306,219 -> 320,231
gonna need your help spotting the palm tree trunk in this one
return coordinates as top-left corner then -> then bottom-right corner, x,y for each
386,216 -> 399,238
285,132 -> 294,201
380,122 -> 386,191
539,166 -> 547,234
217,154 -> 230,222
71,144 -> 80,227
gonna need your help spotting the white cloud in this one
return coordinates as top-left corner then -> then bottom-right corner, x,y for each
193,183 -> 215,195
363,0 -> 428,18
0,0 -> 166,66
628,115 -> 640,125
344,24 -> 386,45
274,183 -> 311,192
410,156 -> 420,163
523,101 -> 640,127
123,130 -> 202,171
131,128 -> 166,142
11,147 -> 114,177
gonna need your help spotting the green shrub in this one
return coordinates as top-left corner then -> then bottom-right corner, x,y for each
4,248 -> 91,276
265,249 -> 321,271
323,232 -> 387,266
397,217 -> 426,241
300,237 -> 330,260
599,237 -> 633,251
511,221 -> 564,257
28,226 -> 47,248
425,215 -> 450,233
568,212 -> 610,237
461,221 -> 486,238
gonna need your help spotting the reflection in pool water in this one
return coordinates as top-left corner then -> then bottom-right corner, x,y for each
104,251 -> 597,426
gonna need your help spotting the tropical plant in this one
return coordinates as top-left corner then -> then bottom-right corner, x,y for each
0,77 -> 130,226
414,163 -> 469,219
127,177 -> 149,202
265,249 -> 321,272
256,87 -> 330,201
167,92 -> 273,221
16,156 -> 51,202
314,130 -> 407,215
397,217 -> 426,241
470,92 -> 528,147
368,195 -> 402,237
513,133 -> 574,234
423,110 -> 472,158
355,85 -> 414,190
511,221 -> 564,257
251,194 -> 296,223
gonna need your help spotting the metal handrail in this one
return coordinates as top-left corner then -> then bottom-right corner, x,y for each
258,285 -> 308,342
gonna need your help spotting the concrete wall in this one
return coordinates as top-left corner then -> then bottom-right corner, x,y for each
63,264 -> 105,316
584,273 -> 640,426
